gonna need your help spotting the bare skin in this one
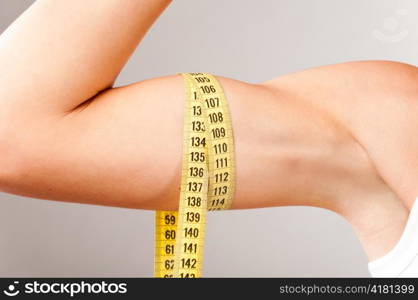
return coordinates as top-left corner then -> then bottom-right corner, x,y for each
0,0 -> 416,263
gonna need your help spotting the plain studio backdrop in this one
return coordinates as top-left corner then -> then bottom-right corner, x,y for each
0,0 -> 417,277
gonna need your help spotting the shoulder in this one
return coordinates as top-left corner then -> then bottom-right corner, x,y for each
324,60 -> 417,97
262,60 -> 417,96
259,60 -> 418,126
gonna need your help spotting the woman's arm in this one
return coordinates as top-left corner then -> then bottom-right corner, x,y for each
0,1 -> 415,263
0,0 -> 390,213
0,71 -> 380,212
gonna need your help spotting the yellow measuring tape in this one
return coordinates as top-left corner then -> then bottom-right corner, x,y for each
154,73 -> 236,278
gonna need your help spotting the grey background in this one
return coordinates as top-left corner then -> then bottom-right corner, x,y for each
0,0 -> 417,277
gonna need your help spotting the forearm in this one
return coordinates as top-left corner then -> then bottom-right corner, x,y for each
0,0 -> 172,117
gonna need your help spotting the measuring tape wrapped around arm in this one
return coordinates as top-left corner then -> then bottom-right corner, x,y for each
154,73 -> 236,278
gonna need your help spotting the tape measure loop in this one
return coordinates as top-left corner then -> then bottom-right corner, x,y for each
154,73 -> 236,278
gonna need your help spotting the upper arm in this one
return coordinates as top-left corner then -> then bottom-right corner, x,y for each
2,74 -> 286,210
1,66 -> 389,212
